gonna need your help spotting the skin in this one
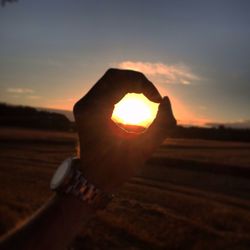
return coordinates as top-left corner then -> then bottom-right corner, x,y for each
0,68 -> 176,250
74,68 -> 177,192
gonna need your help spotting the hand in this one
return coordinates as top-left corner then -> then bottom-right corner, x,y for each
73,68 -> 176,193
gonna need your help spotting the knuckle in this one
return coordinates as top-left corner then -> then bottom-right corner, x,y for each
105,68 -> 118,76
73,99 -> 87,116
73,101 -> 80,116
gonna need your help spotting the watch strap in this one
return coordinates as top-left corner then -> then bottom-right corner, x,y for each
64,168 -> 113,210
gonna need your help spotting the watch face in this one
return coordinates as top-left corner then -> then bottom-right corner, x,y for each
50,158 -> 73,190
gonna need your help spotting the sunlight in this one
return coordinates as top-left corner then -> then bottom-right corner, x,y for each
111,93 -> 159,128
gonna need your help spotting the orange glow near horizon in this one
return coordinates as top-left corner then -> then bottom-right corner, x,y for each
111,93 -> 159,127
46,86 -> 211,127
156,85 -> 211,126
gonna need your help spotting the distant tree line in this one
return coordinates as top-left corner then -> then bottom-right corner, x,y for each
1,0 -> 17,7
171,125 -> 250,143
110,122 -> 250,143
1,103 -> 250,142
0,103 -> 75,131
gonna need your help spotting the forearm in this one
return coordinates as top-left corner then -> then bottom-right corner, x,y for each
0,194 -> 96,250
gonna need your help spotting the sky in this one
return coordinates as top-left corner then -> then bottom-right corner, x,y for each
0,0 -> 250,126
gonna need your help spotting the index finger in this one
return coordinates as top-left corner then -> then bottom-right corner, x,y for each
77,68 -> 162,111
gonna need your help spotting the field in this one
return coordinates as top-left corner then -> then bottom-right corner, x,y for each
1,128 -> 250,249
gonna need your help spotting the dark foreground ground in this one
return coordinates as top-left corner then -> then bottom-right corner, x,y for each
1,127 -> 250,249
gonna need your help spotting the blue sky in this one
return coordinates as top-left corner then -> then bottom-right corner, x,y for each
0,0 -> 250,126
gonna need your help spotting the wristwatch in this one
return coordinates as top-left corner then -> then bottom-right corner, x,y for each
50,157 -> 113,210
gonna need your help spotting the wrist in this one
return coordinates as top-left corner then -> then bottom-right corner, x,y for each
51,157 -> 113,211
56,194 -> 95,220
79,157 -> 116,194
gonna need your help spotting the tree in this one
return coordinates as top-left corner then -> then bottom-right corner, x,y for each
1,0 -> 18,7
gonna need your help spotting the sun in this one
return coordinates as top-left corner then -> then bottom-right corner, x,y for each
111,93 -> 159,128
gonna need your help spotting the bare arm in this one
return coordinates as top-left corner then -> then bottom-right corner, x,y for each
0,195 -> 95,250
0,69 -> 176,250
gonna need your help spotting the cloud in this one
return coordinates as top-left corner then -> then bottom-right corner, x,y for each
6,88 -> 34,94
6,88 -> 41,100
117,61 -> 200,85
27,95 -> 41,99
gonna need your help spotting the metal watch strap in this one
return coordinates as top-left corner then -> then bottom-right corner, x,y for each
64,169 -> 113,210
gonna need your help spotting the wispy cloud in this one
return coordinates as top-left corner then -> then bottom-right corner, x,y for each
117,61 -> 200,85
27,95 -> 41,99
6,88 -> 34,94
6,88 -> 41,100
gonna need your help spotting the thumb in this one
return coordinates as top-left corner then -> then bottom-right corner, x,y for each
138,96 -> 177,155
148,96 -> 176,135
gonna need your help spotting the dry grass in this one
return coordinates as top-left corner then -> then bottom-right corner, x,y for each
1,128 -> 250,249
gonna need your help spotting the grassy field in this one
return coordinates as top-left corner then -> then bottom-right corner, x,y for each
1,128 -> 250,249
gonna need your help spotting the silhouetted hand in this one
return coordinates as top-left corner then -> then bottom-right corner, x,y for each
74,69 -> 176,193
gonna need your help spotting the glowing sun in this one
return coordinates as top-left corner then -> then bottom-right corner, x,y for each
111,93 -> 159,128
